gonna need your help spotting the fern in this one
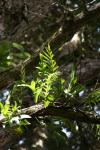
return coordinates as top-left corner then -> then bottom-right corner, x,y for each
19,45 -> 63,107
33,45 -> 61,107
87,89 -> 100,105
36,44 -> 59,78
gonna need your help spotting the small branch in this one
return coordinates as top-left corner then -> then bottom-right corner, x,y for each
17,102 -> 44,115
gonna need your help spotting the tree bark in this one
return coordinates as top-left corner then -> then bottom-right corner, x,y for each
0,2 -> 100,90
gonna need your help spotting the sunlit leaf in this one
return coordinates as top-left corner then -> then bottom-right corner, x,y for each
30,80 -> 36,91
34,88 -> 42,103
44,100 -> 50,108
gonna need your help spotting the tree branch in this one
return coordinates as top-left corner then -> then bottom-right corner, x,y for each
0,102 -> 100,124
0,100 -> 99,148
17,103 -> 100,124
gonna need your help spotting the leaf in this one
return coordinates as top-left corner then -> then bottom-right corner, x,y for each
34,88 -> 42,103
88,89 -> 100,104
44,100 -> 50,108
12,42 -> 24,51
30,80 -> 36,91
2,104 -> 10,116
13,52 -> 30,59
20,119 -> 30,126
70,68 -> 77,85
47,95 -> 55,101
0,41 -> 11,56
17,83 -> 29,88
12,101 -> 17,112
42,51 -> 50,59
0,103 -> 4,111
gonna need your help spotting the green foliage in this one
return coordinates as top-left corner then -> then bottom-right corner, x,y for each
12,42 -> 24,51
64,66 -> 84,98
0,100 -> 31,127
19,46 -> 85,108
0,41 -> 11,59
19,45 -> 64,107
0,41 -> 12,71
0,101 -> 17,123
37,44 -> 58,75
87,89 -> 100,105
96,124 -> 100,139
0,41 -> 30,73
12,42 -> 31,60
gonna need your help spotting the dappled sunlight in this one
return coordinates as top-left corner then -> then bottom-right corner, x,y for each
0,0 -> 100,149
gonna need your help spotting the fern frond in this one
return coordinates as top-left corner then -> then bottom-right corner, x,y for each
19,45 -> 63,107
37,44 -> 58,76
88,89 -> 100,104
